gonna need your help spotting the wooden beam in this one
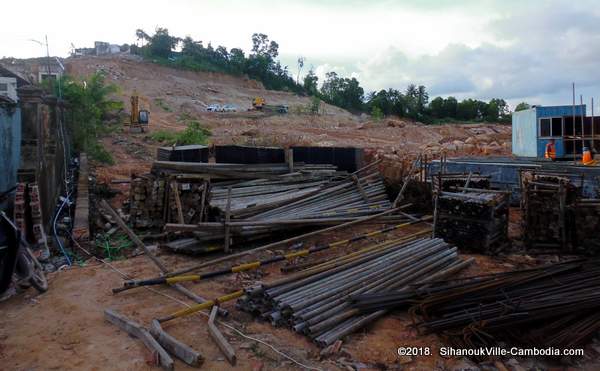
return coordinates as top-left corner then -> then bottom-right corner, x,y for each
150,320 -> 203,367
104,309 -> 174,371
208,306 -> 236,365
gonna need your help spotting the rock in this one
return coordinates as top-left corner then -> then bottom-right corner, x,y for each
465,137 -> 476,144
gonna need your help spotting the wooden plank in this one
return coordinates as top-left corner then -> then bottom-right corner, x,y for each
208,306 -> 236,365
164,206 -> 407,277
104,309 -> 174,371
150,320 -> 203,367
171,182 -> 184,224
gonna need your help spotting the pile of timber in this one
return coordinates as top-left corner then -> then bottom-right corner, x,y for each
520,171 -> 579,251
434,189 -> 509,253
151,161 -> 338,180
238,237 -> 466,347
131,160 -> 397,254
166,167 -> 394,251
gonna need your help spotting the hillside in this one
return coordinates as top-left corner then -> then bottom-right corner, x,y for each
64,55 -> 511,181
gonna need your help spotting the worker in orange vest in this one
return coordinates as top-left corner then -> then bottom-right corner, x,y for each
544,139 -> 556,160
582,146 -> 595,165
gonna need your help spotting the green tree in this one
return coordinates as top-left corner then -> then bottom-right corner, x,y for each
309,96 -> 321,114
515,102 -> 531,111
303,69 -> 319,95
430,96 -> 445,118
144,28 -> 180,58
371,106 -> 384,121
60,72 -> 123,163
443,96 -> 458,118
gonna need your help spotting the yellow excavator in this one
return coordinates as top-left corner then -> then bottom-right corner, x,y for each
251,96 -> 288,113
252,96 -> 266,110
126,93 -> 149,132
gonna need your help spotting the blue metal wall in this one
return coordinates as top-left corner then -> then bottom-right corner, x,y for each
0,106 -> 21,194
536,105 -> 585,118
512,107 -> 537,157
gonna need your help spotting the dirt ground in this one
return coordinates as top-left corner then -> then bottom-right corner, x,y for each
0,221 -> 522,371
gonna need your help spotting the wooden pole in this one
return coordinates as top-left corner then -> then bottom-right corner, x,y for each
164,206 -> 407,277
224,186 -> 232,253
100,200 -> 168,272
393,154 -> 420,207
172,182 -> 184,224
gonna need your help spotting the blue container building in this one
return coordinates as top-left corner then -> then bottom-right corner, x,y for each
512,104 -> 600,159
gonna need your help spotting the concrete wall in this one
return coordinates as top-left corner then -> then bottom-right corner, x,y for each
512,108 -> 537,157
0,104 -> 21,196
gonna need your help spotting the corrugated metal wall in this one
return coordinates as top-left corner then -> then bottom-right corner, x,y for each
512,108 -> 537,157
0,105 -> 21,194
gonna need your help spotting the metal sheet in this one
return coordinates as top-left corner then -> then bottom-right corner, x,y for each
0,106 -> 21,195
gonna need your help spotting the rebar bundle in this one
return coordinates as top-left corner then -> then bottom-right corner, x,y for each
238,237 -> 462,347
353,258 -> 600,351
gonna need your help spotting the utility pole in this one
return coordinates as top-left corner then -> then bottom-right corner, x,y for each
593,97 -> 596,152
580,95 -> 585,158
572,83 -> 576,164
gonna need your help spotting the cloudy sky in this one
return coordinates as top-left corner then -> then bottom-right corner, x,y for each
3,0 -> 600,109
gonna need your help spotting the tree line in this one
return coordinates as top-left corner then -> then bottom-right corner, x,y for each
133,28 -> 518,123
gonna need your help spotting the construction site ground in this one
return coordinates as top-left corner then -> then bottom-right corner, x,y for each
0,55 -> 572,371
1,220 -> 539,371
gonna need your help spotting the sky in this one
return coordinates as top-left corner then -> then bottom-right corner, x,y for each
3,0 -> 600,110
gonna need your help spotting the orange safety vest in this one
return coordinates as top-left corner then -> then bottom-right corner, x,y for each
583,148 -> 594,165
544,142 -> 556,160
